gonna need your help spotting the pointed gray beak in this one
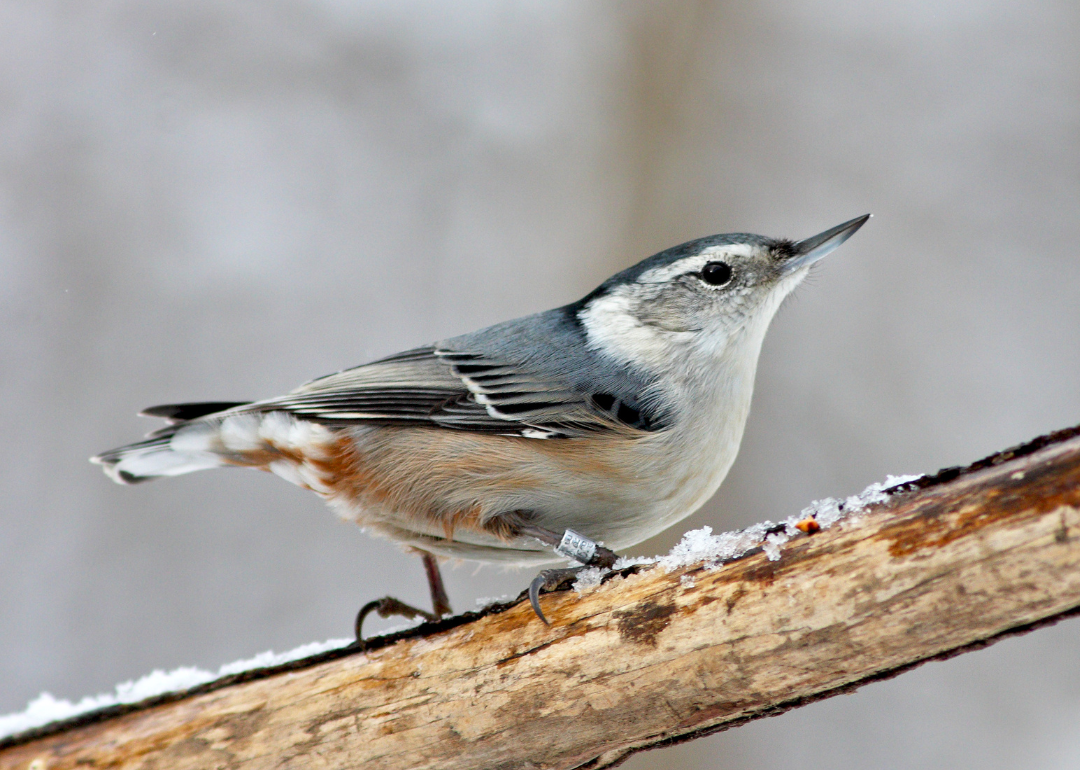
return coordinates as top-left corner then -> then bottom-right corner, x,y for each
781,214 -> 870,274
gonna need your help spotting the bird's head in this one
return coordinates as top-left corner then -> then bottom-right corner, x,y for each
577,215 -> 870,372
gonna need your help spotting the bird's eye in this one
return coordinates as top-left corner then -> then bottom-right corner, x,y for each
700,261 -> 733,286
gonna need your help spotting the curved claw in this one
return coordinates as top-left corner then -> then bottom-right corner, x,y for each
519,528 -> 624,626
527,567 -> 586,625
355,596 -> 438,644
528,573 -> 551,625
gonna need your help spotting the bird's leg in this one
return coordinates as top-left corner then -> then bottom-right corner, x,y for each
517,524 -> 619,625
354,549 -> 452,644
421,550 -> 453,618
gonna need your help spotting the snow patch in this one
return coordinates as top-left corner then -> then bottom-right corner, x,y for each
761,532 -> 786,561
613,554 -> 657,570
662,473 -> 921,569
572,473 -> 919,590
661,521 -> 776,569
0,637 -> 352,740
571,566 -> 607,594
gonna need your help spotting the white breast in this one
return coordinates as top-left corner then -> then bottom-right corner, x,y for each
573,287 -> 783,550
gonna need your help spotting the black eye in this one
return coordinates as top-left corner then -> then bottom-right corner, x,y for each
700,261 -> 732,286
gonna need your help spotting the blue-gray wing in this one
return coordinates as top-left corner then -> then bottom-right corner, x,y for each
260,308 -> 664,438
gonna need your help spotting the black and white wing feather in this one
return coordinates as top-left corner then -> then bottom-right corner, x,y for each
260,346 -> 644,439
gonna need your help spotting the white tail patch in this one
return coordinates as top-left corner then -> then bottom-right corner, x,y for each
99,442 -> 223,484
95,411 -> 340,487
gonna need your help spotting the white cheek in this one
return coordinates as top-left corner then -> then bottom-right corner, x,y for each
579,290 -> 687,370
579,260 -> 807,372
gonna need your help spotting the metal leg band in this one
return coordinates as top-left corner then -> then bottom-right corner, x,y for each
554,529 -> 597,564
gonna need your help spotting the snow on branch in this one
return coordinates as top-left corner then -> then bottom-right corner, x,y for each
3,425 -> 1080,770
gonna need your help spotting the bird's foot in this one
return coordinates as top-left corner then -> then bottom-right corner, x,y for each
527,568 -> 583,625
354,550 -> 454,646
527,529 -> 619,625
354,597 -> 439,645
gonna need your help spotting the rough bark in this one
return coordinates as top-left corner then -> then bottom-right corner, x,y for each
3,426 -> 1080,770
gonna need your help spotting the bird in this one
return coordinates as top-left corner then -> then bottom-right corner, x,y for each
93,214 -> 869,630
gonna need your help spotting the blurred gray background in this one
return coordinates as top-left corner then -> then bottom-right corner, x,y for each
2,1 -> 1079,768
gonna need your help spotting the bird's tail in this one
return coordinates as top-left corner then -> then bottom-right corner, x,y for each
92,401 -> 250,485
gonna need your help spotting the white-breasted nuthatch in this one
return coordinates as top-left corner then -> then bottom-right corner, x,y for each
94,215 -> 869,629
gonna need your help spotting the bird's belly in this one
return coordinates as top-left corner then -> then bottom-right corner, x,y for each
586,420 -> 743,550
315,420 -> 741,564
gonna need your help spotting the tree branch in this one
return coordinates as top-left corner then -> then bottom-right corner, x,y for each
4,425 -> 1080,770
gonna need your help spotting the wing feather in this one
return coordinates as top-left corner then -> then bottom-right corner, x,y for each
255,346 -> 639,438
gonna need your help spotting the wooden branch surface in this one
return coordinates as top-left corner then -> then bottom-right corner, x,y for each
4,427 -> 1080,770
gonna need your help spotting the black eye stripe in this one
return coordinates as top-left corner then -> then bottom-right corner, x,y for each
700,261 -> 733,286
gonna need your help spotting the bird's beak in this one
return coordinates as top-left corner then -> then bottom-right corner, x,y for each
781,214 -> 871,274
